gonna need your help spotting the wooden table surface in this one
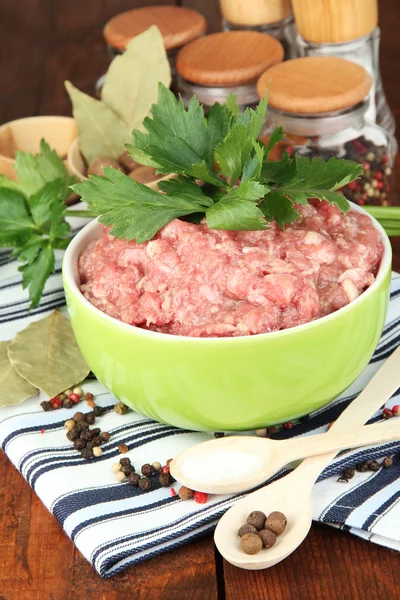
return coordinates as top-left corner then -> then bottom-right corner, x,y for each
0,1 -> 399,599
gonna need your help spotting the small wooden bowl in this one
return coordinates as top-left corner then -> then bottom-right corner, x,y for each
67,137 -> 175,190
0,116 -> 77,181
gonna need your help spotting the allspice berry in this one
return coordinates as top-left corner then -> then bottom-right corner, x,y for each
178,486 -> 194,501
128,472 -> 140,486
264,511 -> 287,536
128,166 -> 159,184
138,477 -> 152,491
119,151 -> 139,172
73,412 -> 86,422
88,157 -> 123,176
238,524 -> 257,537
159,472 -> 171,487
247,510 -> 267,531
118,443 -> 129,454
240,533 -> 263,555
258,528 -> 276,548
141,463 -> 154,477
382,456 -> 393,468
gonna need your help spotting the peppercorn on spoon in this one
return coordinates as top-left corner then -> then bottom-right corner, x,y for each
213,344 -> 400,570
170,418 -> 399,495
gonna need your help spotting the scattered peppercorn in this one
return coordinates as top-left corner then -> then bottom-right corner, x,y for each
258,528 -> 277,549
128,472 -> 140,486
193,491 -> 208,504
264,511 -> 287,535
178,486 -> 194,501
69,393 -> 81,404
152,461 -> 162,471
80,429 -> 94,442
382,408 -> 393,419
141,463 -> 154,477
247,511 -> 266,531
64,389 -> 73,397
392,405 -> 399,416
112,463 -> 122,473
118,443 -> 129,454
121,464 -> 134,476
80,444 -> 94,460
73,412 -> 85,422
119,457 -> 131,467
161,465 -> 170,474
114,401 -> 129,415
58,393 -> 66,401
240,533 -> 263,555
356,461 -> 369,472
214,432 -> 225,438
85,392 -> 96,407
166,458 -> 173,466
115,471 -> 126,482
382,457 -> 393,468
85,412 -> 96,425
256,428 -> 267,437
344,467 -> 355,480
74,438 -> 86,450
282,421 -> 293,429
337,476 -> 349,483
92,436 -> 103,446
93,405 -> 105,417
138,477 -> 152,491
238,524 -> 257,537
368,460 -> 381,472
62,399 -> 74,409
40,401 -> 53,412
159,472 -> 172,487
100,431 -> 111,442
73,387 -> 83,397
64,419 -> 76,432
93,447 -> 103,457
170,488 -> 177,497
267,426 -> 277,434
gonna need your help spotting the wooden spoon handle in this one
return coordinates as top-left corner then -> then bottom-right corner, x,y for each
275,419 -> 400,464
290,345 -> 400,483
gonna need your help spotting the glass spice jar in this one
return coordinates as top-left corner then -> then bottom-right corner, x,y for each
176,31 -> 284,112
257,57 -> 396,207
219,0 -> 297,59
102,6 -> 207,90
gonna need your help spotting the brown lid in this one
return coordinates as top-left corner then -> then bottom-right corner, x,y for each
257,57 -> 373,114
104,5 -> 207,52
176,31 -> 284,86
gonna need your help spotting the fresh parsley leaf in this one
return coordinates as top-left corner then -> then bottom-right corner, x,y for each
225,94 -> 240,117
29,179 -> 64,230
261,151 -> 298,184
14,139 -> 75,200
19,243 -> 55,308
242,142 -> 265,182
260,191 -> 301,228
206,199 -> 266,231
264,126 -> 284,159
0,188 -> 36,246
223,179 -> 268,202
0,175 -> 24,192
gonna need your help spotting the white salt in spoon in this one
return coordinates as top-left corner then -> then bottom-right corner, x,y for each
170,419 -> 399,495
213,345 -> 400,570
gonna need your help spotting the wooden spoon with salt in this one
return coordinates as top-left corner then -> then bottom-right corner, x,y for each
213,345 -> 400,570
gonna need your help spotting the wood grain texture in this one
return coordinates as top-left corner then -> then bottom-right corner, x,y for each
0,1 -> 400,598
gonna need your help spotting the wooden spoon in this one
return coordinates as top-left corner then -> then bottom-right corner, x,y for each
170,419 -> 399,495
213,345 -> 400,570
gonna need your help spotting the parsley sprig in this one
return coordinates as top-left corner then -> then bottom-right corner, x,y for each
73,84 -> 363,243
0,140 -> 75,307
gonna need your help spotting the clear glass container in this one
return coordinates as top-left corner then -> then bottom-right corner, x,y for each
176,78 -> 259,113
261,100 -> 396,206
295,27 -> 396,137
222,16 -> 297,60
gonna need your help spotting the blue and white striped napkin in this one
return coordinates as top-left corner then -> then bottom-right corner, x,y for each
0,225 -> 399,577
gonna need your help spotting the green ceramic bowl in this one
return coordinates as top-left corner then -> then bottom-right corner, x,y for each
63,205 -> 392,431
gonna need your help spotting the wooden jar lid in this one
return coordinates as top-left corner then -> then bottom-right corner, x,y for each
104,5 -> 207,52
176,31 -> 284,86
257,57 -> 373,114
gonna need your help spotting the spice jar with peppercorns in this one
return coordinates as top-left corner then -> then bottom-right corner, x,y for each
257,57 -> 396,207
176,31 -> 284,113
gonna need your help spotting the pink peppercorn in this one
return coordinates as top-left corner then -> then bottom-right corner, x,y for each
282,421 -> 293,429
392,405 -> 399,416
69,393 -> 80,404
193,491 -> 208,504
161,465 -> 170,474
50,398 -> 61,409
170,488 -> 177,497
382,408 -> 393,419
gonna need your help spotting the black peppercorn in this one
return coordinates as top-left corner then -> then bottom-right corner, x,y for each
93,406 -> 105,417
40,401 -> 53,412
138,477 -> 152,491
128,472 -> 140,486
382,457 -> 393,468
80,429 -> 94,442
66,428 -> 80,441
78,421 -> 89,430
74,438 -> 87,450
247,511 -> 266,531
85,412 -> 96,425
344,467 -> 355,480
368,460 -> 381,472
73,412 -> 86,422
92,436 -> 103,447
80,444 -> 94,459
119,458 -> 131,468
141,463 -> 154,477
100,431 -> 111,442
159,472 -> 171,487
214,432 -> 225,438
121,464 -> 134,476
62,399 -> 74,409
91,427 -> 101,437
356,461 -> 369,472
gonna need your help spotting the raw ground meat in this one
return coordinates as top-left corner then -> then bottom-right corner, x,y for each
78,201 -> 384,337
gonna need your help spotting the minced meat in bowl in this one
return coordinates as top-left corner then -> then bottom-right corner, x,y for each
78,201 -> 383,338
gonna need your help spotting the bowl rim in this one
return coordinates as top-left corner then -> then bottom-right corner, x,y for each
63,202 -> 392,343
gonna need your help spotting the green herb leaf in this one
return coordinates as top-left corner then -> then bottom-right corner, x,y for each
8,310 -> 90,398
0,188 -> 36,246
223,179 -> 269,202
264,126 -> 284,159
206,199 -> 266,231
65,80 -> 130,164
101,26 -> 171,132
261,151 -> 298,184
260,191 -> 301,228
0,342 -> 38,407
19,243 -> 56,308
29,179 -> 64,229
225,94 -> 240,117
242,142 -> 265,182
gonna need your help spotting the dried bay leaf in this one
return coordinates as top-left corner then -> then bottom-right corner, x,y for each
65,81 -> 130,164
102,26 -> 171,132
0,342 -> 38,407
8,310 -> 90,398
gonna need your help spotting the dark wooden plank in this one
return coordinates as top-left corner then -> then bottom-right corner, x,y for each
182,0 -> 222,33
223,522 -> 400,600
0,451 -> 218,600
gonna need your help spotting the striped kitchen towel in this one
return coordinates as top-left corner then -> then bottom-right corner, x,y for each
0,229 -> 399,577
